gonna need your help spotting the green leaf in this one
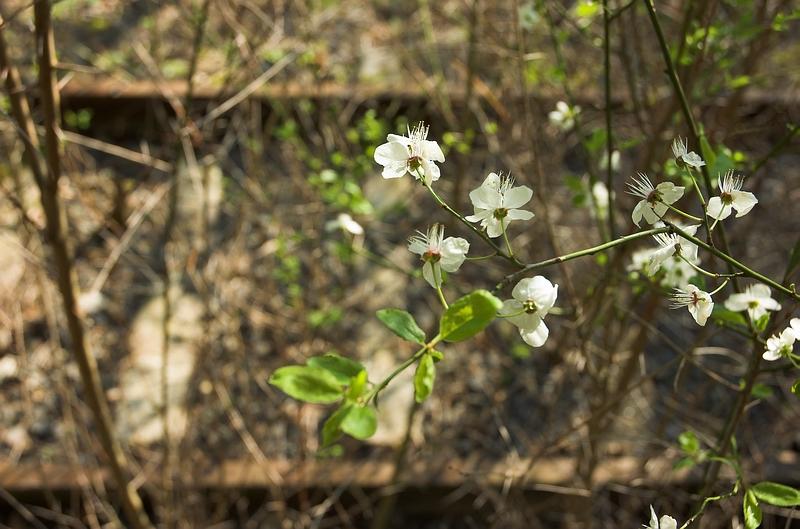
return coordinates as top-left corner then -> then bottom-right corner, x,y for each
429,349 -> 444,362
438,290 -> 503,342
376,309 -> 426,344
678,431 -> 700,455
791,379 -> 800,397
307,353 -> 365,385
346,370 -> 368,400
269,365 -> 343,404
744,489 -> 763,529
673,457 -> 696,470
755,313 -> 770,333
751,482 -> 800,507
414,354 -> 436,403
750,383 -> 773,399
699,133 -> 717,169
711,305 -> 748,327
341,406 -> 377,439
321,404 -> 352,447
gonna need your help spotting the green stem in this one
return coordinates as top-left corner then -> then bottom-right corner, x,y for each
495,227 -> 670,292
368,334 -> 443,405
678,481 -> 740,529
670,223 -> 799,300
501,217 -> 515,258
709,278 -> 730,296
423,181 -> 524,267
679,255 -> 740,279
666,203 -> 702,222
435,286 -> 449,309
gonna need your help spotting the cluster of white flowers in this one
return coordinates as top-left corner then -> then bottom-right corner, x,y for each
763,318 -> 800,361
626,138 -> 766,328
372,122 -> 555,347
548,101 -> 580,131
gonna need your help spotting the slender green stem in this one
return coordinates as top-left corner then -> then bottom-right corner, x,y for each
709,278 -> 730,296
368,334 -> 443,405
679,255 -> 741,279
501,217 -> 515,258
678,481 -> 740,529
422,181 -> 524,268
435,286 -> 449,309
667,203 -> 702,222
495,227 -> 670,291
466,253 -> 497,261
670,223 -> 800,300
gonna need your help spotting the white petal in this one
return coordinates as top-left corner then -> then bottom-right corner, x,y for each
790,318 -> 800,340
485,218 -> 503,238
469,186 -> 501,210
381,161 -> 408,179
642,204 -> 662,225
520,319 -> 549,347
498,299 -> 523,316
506,209 -> 534,221
421,140 -> 445,163
689,298 -> 713,326
706,197 -> 731,220
440,237 -> 469,272
731,191 -> 757,217
465,209 -> 491,223
513,276 -> 557,312
374,141 -> 410,165
481,172 -> 502,189
386,134 -> 411,146
659,515 -> 678,529
632,201 -> 646,227
648,245 -> 676,275
503,186 -> 533,209
657,182 -> 685,204
422,261 -> 441,289
724,293 -> 750,312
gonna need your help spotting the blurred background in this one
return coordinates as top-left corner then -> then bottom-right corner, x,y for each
0,0 -> 799,527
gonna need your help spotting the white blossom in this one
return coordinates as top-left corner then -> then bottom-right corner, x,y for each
373,122 -> 445,185
724,283 -> 781,321
706,170 -> 758,220
647,225 -> 699,276
590,181 -> 612,220
790,318 -> 800,340
325,213 -> 364,235
627,173 -> 685,227
671,285 -> 714,326
408,224 -> 469,289
645,506 -> 678,529
548,101 -> 580,131
763,327 -> 795,361
672,137 -> 705,169
498,276 -> 558,347
465,172 -> 534,238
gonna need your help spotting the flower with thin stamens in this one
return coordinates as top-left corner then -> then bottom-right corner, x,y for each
671,137 -> 705,169
647,225 -> 699,275
408,224 -> 469,289
763,327 -> 796,361
374,122 -> 445,185
465,172 -> 534,238
706,170 -> 758,220
645,506 -> 678,529
671,285 -> 713,326
627,172 -> 685,227
724,283 -> 781,321
498,276 -> 558,347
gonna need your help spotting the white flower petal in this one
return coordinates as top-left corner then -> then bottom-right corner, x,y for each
503,185 -> 533,209
506,209 -> 534,221
374,141 -> 410,165
657,182 -> 685,204
706,197 -> 731,220
386,134 -> 412,146
440,237 -> 469,272
421,140 -> 445,163
731,190 -> 757,217
520,319 -> 549,347
485,218 -> 504,238
422,261 -> 441,289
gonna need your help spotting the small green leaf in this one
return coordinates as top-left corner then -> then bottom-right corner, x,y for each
791,379 -> 800,397
678,431 -> 700,455
429,349 -> 444,362
307,353 -> 365,385
414,353 -> 436,403
711,305 -> 748,327
341,406 -> 377,440
376,309 -> 426,344
744,489 -> 763,529
346,370 -> 368,400
438,290 -> 503,342
269,366 -> 343,404
751,482 -> 800,507
750,383 -> 773,399
673,457 -> 696,470
321,404 -> 352,447
755,313 -> 770,333
699,133 -> 717,169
